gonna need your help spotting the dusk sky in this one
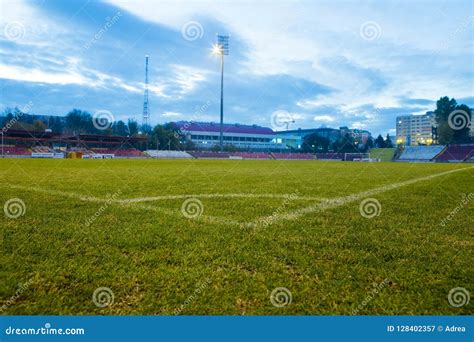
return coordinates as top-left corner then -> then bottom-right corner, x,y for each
0,0 -> 473,136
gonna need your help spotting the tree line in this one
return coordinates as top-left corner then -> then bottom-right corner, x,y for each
0,108 -> 190,150
2,96 -> 472,151
435,97 -> 472,144
301,132 -> 393,153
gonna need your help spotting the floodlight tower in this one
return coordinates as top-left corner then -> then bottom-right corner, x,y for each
213,35 -> 229,151
284,120 -> 295,131
142,54 -> 150,127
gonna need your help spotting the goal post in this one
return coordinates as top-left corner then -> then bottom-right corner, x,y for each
344,152 -> 370,161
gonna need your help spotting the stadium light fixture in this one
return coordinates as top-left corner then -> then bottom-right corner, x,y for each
214,35 -> 229,151
212,44 -> 222,55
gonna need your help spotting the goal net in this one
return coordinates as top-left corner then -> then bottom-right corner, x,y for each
344,153 -> 370,161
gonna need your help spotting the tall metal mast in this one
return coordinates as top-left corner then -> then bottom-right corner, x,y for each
142,55 -> 149,126
215,35 -> 229,151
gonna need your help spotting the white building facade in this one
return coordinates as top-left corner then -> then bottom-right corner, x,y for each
396,112 -> 437,146
173,121 -> 284,150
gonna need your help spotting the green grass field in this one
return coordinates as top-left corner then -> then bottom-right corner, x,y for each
369,148 -> 396,161
1,158 -> 472,315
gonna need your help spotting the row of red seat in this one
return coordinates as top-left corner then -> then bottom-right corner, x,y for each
1,146 -> 145,157
435,144 -> 474,162
1,146 -> 31,155
188,151 -> 317,160
188,151 -> 230,158
232,152 -> 270,159
272,153 -> 315,160
5,145 -> 469,161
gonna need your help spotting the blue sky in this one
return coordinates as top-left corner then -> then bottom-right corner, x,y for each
0,0 -> 473,136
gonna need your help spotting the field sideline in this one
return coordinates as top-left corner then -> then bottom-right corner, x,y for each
0,159 -> 472,315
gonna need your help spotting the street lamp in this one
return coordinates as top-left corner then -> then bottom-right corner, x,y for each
213,35 -> 229,151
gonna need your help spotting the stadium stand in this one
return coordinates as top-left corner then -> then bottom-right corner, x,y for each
272,152 -> 315,160
0,129 -> 147,158
68,147 -> 93,154
91,148 -> 144,158
230,152 -> 270,159
1,145 -> 31,156
188,151 -> 231,159
171,121 -> 282,150
397,145 -> 445,162
435,144 -> 474,162
32,146 -> 54,153
145,150 -> 193,159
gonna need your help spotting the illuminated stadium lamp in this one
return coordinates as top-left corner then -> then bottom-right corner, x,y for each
212,44 -> 222,55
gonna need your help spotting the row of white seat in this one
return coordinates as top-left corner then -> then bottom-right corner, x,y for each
398,145 -> 445,160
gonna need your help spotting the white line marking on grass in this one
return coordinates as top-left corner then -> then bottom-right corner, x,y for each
117,193 -> 326,203
130,202 -> 243,227
250,166 -> 474,226
2,184 -> 243,227
3,166 -> 472,228
4,184 -> 106,203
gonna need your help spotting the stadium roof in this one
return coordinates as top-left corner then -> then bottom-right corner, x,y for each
280,127 -> 340,134
1,129 -> 146,144
172,121 -> 275,135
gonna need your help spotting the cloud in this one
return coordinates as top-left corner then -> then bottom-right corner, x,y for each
0,57 -> 143,95
170,64 -> 209,95
350,121 -> 368,129
313,115 -> 335,123
0,64 -> 89,85
162,111 -> 182,117
0,0 -> 472,136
